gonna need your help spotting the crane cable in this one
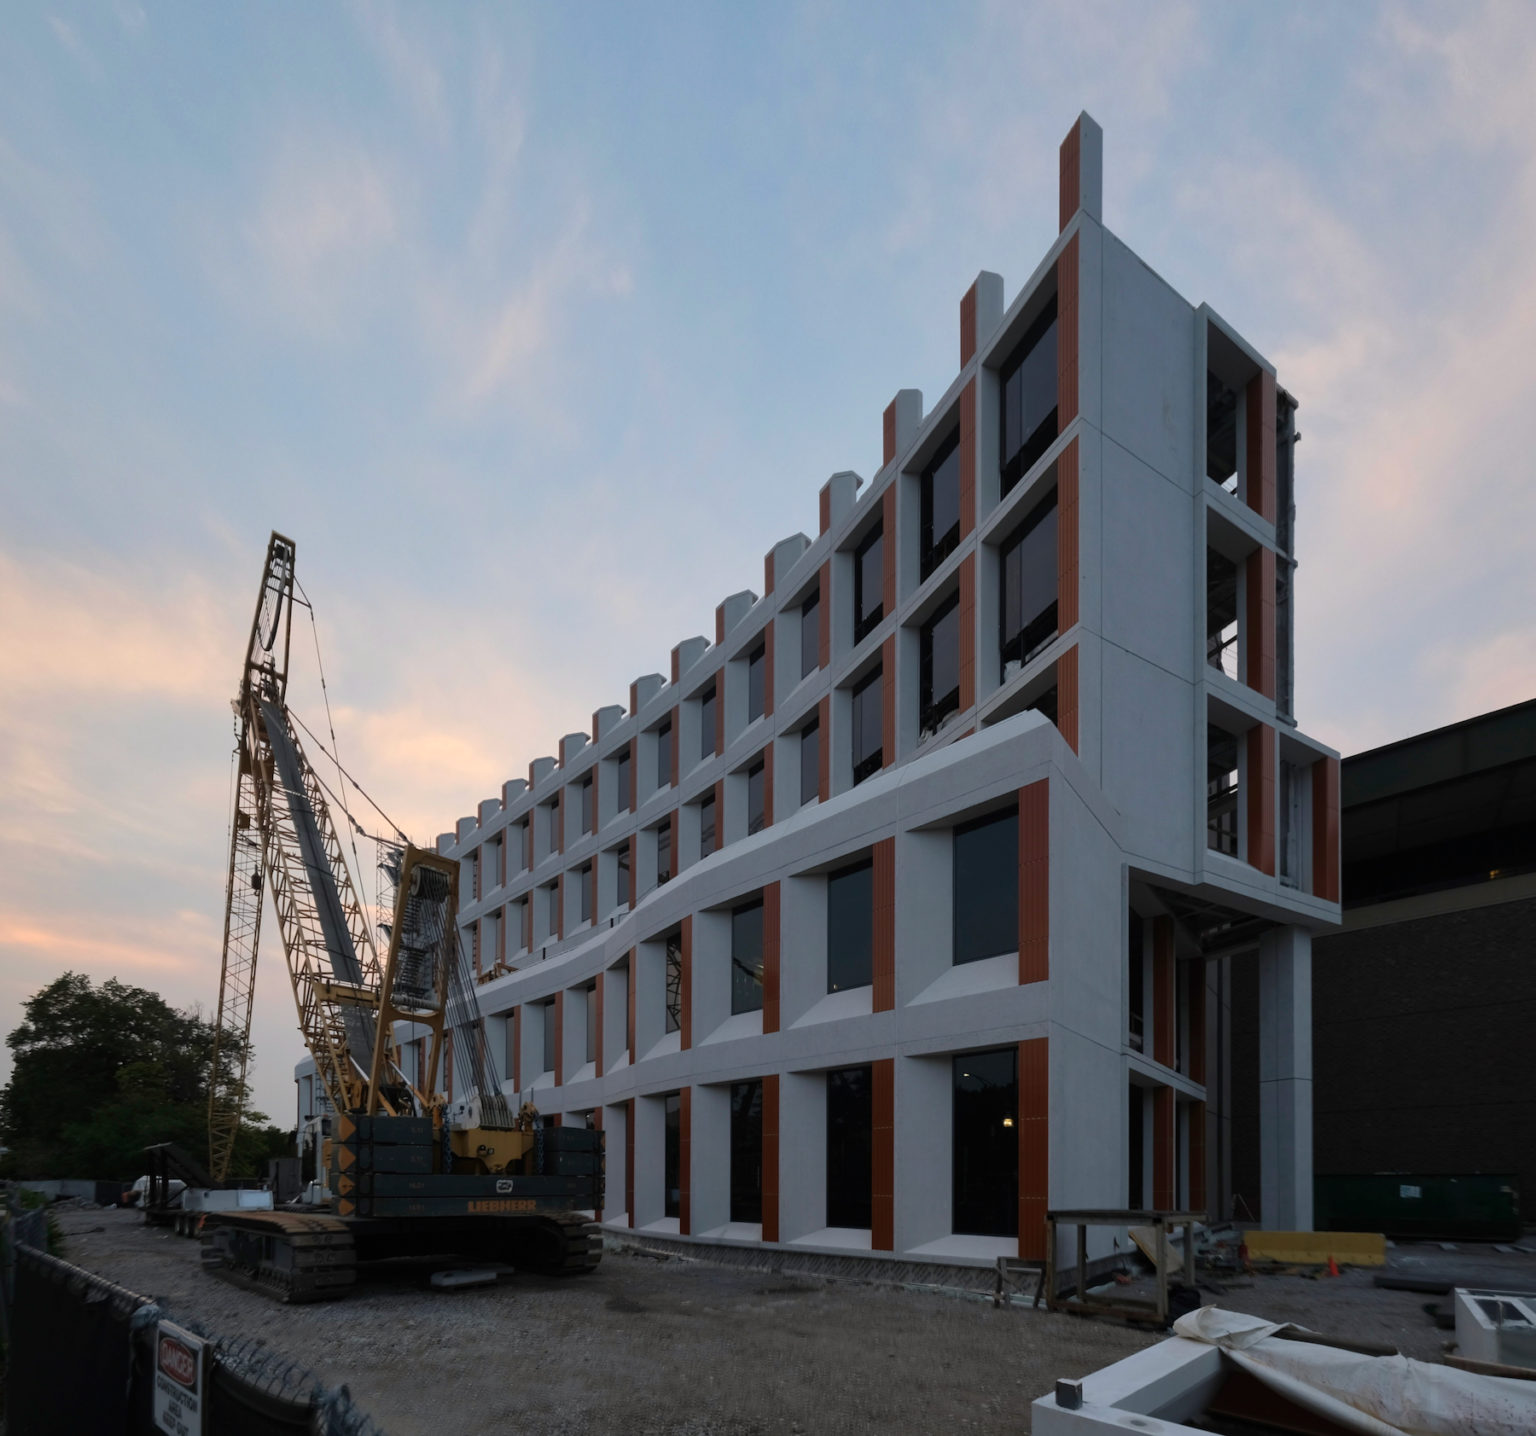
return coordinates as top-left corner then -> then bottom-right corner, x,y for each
286,706 -> 410,848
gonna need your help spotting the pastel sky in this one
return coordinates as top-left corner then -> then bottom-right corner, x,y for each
3,2 -> 1534,1127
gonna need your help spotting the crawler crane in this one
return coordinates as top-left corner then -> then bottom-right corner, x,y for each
203,532 -> 602,1301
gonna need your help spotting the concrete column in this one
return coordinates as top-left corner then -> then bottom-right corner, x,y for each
1258,926 -> 1312,1229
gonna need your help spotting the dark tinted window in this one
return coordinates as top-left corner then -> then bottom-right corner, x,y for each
730,1079 -> 763,1223
656,821 -> 673,885
747,759 -> 766,836
664,1092 -> 681,1217
953,807 -> 1018,964
616,749 -> 631,813
827,859 -> 873,992
1000,296 -> 1059,495
953,1048 -> 1018,1236
1001,491 -> 1059,671
585,984 -> 597,1063
800,720 -> 820,807
617,844 -> 631,909
854,524 -> 884,644
578,863 -> 593,924
545,802 -> 561,858
543,883 -> 559,941
700,794 -> 716,856
920,592 -> 961,733
747,644 -> 766,722
852,669 -> 882,785
731,899 -> 764,1015
801,592 -> 820,678
700,683 -> 717,760
656,721 -> 672,788
542,999 -> 557,1073
827,1065 -> 873,1229
921,431 -> 961,579
579,777 -> 593,834
664,932 -> 682,1034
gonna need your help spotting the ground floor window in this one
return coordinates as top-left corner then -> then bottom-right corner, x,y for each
827,1065 -> 872,1229
664,1092 -> 681,1218
730,1079 -> 763,1223
953,1048 -> 1018,1237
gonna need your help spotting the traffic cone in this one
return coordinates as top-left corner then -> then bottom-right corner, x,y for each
1327,1255 -> 1341,1278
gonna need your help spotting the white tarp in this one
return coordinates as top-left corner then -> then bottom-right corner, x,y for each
1172,1306 -> 1536,1436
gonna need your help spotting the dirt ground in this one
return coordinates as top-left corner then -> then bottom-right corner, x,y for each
53,1210 -> 1536,1433
55,1209 -> 1157,1435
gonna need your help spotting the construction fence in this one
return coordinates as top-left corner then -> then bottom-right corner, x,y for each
1,1206 -> 383,1435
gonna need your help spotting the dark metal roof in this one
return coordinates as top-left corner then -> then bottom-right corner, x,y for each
1344,696 -> 1536,809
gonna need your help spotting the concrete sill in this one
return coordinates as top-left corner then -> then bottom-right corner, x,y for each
908,953 -> 1017,1006
791,986 -> 873,1029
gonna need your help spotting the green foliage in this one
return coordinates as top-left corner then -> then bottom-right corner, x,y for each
0,972 -> 288,1181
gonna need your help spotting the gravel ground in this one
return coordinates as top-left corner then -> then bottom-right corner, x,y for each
54,1210 -> 1158,1435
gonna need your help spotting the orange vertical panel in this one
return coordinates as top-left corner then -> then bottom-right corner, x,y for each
1152,1087 -> 1175,1210
959,379 -> 977,539
629,679 -> 639,715
1057,235 -> 1079,427
762,1073 -> 780,1243
1059,116 -> 1081,232
670,645 -> 681,685
882,398 -> 897,466
679,915 -> 693,1052
764,548 -> 775,597
882,487 -> 897,616
763,623 -> 776,718
593,971 -> 604,1076
762,743 -> 775,829
763,882 -> 781,1034
1018,779 -> 1049,985
960,280 -> 978,367
958,553 -> 976,711
819,484 -> 832,535
817,695 -> 831,802
553,989 -> 564,1087
1018,1037 -> 1049,1261
871,1058 -> 895,1251
881,635 -> 896,769
715,602 -> 726,646
1245,547 -> 1276,699
1189,1100 -> 1207,1213
1312,756 -> 1341,902
623,1100 -> 635,1228
1057,438 -> 1079,631
1152,916 -> 1175,1069
1057,645 -> 1080,754
1246,370 -> 1277,524
1247,723 -> 1276,877
1189,961 -> 1206,1087
818,564 -> 831,669
626,951 -> 636,1060
872,837 -> 896,1013
679,1087 -> 691,1236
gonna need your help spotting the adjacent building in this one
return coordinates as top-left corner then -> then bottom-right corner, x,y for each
311,113 -> 1343,1273
1309,697 -> 1536,1211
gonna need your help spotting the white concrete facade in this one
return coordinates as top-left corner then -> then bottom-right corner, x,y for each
336,113 -> 1343,1270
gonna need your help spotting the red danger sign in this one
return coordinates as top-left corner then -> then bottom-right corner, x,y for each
159,1335 -> 198,1388
153,1320 -> 205,1435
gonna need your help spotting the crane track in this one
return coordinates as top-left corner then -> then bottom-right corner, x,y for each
202,1211 -> 356,1304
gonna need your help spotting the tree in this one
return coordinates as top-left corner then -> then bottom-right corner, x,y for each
0,972 -> 289,1181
